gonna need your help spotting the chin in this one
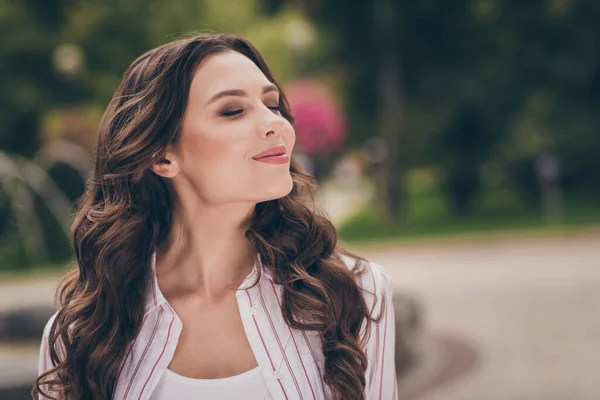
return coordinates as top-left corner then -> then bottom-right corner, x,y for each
259,176 -> 294,202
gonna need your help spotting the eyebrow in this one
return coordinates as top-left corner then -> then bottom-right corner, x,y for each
205,84 -> 280,106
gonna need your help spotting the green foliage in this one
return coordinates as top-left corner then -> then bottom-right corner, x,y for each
309,0 -> 600,210
338,187 -> 600,244
0,0 -> 312,155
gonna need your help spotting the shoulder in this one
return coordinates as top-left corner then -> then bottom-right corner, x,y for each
337,253 -> 393,306
43,310 -> 60,338
38,310 -> 61,373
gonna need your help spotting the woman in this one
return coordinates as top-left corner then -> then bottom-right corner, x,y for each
34,33 -> 397,400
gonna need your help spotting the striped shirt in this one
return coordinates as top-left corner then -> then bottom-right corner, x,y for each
38,253 -> 398,399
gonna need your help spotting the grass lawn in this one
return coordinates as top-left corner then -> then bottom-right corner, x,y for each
0,262 -> 71,283
338,188 -> 600,245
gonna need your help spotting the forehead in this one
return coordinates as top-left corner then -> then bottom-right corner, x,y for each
190,50 -> 272,103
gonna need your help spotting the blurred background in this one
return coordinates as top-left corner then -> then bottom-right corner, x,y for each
0,0 -> 599,399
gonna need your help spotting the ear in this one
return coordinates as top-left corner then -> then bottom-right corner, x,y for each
151,149 -> 180,179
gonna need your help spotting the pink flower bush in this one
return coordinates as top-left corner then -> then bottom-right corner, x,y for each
284,79 -> 346,157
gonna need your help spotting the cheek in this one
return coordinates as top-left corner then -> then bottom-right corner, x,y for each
182,125 -> 248,165
180,127 -> 252,199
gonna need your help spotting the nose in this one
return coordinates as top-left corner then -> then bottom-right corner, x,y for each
260,108 -> 285,138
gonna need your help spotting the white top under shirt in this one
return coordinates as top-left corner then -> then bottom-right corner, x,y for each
149,366 -> 272,400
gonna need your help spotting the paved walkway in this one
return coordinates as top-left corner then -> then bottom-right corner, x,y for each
1,233 -> 599,399
0,277 -> 59,313
358,232 -> 600,400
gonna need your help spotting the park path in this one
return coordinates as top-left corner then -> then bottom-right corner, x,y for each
357,232 -> 600,400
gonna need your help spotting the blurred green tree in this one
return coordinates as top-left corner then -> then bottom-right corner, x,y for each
293,0 -> 499,217
281,0 -> 600,216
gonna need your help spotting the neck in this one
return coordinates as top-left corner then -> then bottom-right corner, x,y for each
155,200 -> 256,302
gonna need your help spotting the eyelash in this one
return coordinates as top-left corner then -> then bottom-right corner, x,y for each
221,106 -> 281,118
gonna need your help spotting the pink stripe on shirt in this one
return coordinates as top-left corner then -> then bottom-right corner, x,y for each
138,315 -> 175,399
258,283 -> 304,399
269,280 -> 317,400
122,307 -> 164,399
246,289 -> 289,400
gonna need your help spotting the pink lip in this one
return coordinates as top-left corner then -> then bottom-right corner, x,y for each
252,144 -> 287,160
253,154 -> 289,164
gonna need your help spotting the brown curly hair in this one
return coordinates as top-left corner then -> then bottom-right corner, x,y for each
33,33 -> 378,400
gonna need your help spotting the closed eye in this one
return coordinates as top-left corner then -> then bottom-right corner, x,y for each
219,104 -> 281,118
221,109 -> 243,117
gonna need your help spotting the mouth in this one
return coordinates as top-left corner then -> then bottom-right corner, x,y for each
252,153 -> 289,165
252,144 -> 287,160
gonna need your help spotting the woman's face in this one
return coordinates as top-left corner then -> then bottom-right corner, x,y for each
158,50 -> 296,206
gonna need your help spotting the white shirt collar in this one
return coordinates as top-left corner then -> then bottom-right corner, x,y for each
144,251 -> 273,314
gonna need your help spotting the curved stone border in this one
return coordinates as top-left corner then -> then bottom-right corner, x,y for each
0,306 -> 56,341
397,332 -> 480,399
